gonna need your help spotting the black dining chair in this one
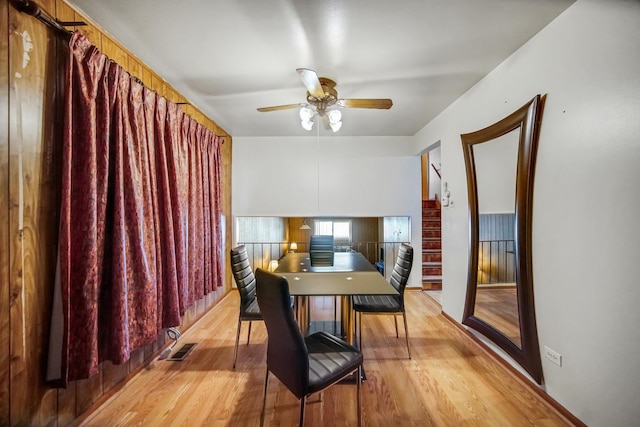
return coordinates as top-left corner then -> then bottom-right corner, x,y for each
309,235 -> 338,322
229,245 -> 262,369
353,243 -> 414,358
255,268 -> 363,427
309,234 -> 334,251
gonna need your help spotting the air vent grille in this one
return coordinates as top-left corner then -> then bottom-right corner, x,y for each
167,343 -> 197,361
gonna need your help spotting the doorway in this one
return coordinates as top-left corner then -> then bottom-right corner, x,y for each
421,144 -> 442,304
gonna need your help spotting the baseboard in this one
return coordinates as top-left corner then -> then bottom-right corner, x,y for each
440,311 -> 586,427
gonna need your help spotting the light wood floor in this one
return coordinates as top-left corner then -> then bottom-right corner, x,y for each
80,291 -> 574,426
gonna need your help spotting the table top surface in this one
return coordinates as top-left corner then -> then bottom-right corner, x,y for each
274,252 -> 397,296
275,252 -> 377,273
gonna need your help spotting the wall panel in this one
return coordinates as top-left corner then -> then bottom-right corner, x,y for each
8,1 -> 62,422
0,0 -> 10,424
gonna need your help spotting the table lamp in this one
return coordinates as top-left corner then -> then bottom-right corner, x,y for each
289,242 -> 298,253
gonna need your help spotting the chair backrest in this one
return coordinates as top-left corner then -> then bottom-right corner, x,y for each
389,243 -> 414,306
309,235 -> 334,252
230,245 -> 257,311
310,235 -> 335,266
255,268 -> 308,399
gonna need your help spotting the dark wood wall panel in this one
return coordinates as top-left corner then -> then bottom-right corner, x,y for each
0,0 -> 234,424
286,217 -> 380,252
0,1 -> 10,424
8,0 -> 61,423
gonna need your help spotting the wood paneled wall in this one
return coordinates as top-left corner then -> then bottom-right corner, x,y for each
0,0 -> 233,424
286,217 -> 380,252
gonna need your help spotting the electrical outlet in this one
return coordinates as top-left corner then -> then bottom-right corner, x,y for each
544,346 -> 562,367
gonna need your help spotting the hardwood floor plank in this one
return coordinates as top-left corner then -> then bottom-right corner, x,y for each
80,290 -> 576,426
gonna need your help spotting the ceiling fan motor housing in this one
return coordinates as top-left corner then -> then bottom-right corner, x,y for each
307,77 -> 338,111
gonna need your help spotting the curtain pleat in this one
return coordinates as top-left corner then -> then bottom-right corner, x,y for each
51,31 -> 224,385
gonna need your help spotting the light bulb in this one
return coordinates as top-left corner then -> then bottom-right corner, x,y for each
301,119 -> 314,131
299,107 -> 313,121
328,109 -> 342,124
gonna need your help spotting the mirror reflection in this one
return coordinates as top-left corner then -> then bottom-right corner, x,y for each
461,94 -> 545,384
234,216 -> 410,279
473,130 -> 520,347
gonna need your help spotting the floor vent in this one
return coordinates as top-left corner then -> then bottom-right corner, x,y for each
167,343 -> 197,361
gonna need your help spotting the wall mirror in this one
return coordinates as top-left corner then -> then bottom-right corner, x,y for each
461,94 -> 546,384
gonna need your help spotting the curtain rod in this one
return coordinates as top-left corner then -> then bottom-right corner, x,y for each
10,0 -> 86,37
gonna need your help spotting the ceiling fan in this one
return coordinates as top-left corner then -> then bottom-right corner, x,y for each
257,68 -> 393,132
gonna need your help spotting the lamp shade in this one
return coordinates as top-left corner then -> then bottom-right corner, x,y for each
299,107 -> 313,121
301,119 -> 314,131
289,242 -> 298,251
300,219 -> 311,230
328,109 -> 342,123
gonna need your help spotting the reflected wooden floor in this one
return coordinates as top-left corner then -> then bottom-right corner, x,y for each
475,286 -> 521,346
81,291 -> 575,426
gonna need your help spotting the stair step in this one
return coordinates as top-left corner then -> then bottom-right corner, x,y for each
422,200 -> 443,285
422,253 -> 442,263
422,280 -> 442,291
423,241 -> 441,250
422,210 -> 441,218
422,230 -> 441,238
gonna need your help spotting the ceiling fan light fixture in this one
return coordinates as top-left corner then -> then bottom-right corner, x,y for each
301,119 -> 314,131
257,69 -> 391,133
328,109 -> 342,132
299,106 -> 313,121
328,109 -> 342,124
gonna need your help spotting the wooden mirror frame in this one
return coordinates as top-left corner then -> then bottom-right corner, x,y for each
461,94 -> 546,384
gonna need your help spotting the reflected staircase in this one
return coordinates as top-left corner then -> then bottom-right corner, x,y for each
422,199 -> 442,290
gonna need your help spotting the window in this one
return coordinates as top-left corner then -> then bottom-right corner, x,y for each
314,219 -> 352,246
236,217 -> 285,242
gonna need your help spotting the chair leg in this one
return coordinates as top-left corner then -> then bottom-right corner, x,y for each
233,317 -> 242,369
299,396 -> 307,427
357,312 -> 363,351
356,365 -> 362,427
402,311 -> 411,359
394,315 -> 399,338
247,321 -> 252,345
260,369 -> 270,427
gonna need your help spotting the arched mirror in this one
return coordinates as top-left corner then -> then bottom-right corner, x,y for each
461,94 -> 546,384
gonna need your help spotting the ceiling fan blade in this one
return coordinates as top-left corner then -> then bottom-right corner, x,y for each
337,98 -> 393,109
257,103 -> 305,112
296,68 -> 325,99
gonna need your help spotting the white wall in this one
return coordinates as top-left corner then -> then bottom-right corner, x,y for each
413,1 -> 640,425
232,135 -> 423,287
427,144 -> 442,200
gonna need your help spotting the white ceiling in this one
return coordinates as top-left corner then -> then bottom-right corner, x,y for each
66,0 -> 574,138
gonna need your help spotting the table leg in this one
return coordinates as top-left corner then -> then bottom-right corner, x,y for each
295,296 -> 310,336
340,296 -> 354,344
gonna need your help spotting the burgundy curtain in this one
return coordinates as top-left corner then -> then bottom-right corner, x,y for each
50,31 -> 224,385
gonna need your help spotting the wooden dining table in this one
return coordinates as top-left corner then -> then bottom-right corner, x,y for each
274,252 -> 398,344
